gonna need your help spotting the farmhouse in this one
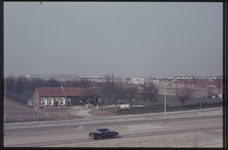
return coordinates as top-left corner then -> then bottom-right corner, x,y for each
33,87 -> 95,108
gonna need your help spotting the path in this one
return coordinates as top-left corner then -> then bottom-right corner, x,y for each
67,106 -> 101,119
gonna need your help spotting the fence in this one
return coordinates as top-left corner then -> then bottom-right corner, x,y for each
5,107 -> 82,123
6,112 -> 47,123
113,102 -> 223,115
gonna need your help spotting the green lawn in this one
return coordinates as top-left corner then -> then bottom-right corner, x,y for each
133,94 -> 223,107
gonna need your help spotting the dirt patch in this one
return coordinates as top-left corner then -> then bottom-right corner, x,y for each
74,125 -> 92,132
88,110 -> 117,117
5,99 -> 82,123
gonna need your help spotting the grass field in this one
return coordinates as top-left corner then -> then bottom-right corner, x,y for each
105,94 -> 223,115
132,94 -> 223,108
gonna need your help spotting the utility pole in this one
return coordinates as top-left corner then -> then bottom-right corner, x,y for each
4,78 -> 6,136
160,78 -> 168,124
14,82 -> 15,96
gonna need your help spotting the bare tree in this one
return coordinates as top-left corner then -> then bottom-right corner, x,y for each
112,83 -> 124,108
216,75 -> 223,94
46,78 -> 61,87
124,84 -> 139,108
79,78 -> 95,88
29,78 -> 45,90
175,82 -> 195,108
64,79 -> 81,87
100,74 -> 116,105
14,76 -> 29,96
140,81 -> 159,105
5,77 -> 15,94
80,78 -> 94,108
207,87 -> 214,98
6,76 -> 46,97
64,80 -> 75,87
93,85 -> 103,109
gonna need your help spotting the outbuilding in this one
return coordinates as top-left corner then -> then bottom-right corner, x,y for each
27,98 -> 33,107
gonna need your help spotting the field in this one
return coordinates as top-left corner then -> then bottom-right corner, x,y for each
4,99 -> 82,123
121,93 -> 223,108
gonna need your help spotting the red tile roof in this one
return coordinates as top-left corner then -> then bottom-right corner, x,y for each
174,79 -> 222,86
36,87 -> 94,97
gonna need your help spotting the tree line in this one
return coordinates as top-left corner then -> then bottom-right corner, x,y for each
87,74 -> 159,109
4,74 -> 159,108
5,74 -> 216,108
4,76 -> 96,97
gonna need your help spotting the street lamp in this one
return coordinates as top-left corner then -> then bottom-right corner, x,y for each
4,78 -> 6,136
160,78 -> 168,124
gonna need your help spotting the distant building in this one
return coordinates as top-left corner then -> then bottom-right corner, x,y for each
131,78 -> 146,85
172,77 -> 223,89
25,74 -> 31,78
79,76 -> 107,83
173,80 -> 194,88
123,78 -> 132,84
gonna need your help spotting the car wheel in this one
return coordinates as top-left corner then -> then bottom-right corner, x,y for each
113,135 -> 117,138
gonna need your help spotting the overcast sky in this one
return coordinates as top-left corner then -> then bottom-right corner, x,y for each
4,2 -> 223,78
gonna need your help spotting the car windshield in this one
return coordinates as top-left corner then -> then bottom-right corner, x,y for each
104,130 -> 109,133
97,129 -> 109,133
96,130 -> 101,133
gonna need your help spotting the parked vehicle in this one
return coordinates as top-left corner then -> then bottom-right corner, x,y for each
89,128 -> 119,139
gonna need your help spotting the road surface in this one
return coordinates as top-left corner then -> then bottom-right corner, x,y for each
4,108 -> 223,147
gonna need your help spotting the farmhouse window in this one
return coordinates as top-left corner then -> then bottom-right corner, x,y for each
48,98 -> 53,106
60,98 -> 65,105
41,98 -> 47,106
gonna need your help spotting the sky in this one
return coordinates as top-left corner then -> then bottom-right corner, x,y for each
4,2 -> 223,78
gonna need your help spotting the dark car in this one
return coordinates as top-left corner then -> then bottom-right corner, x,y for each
89,128 -> 119,139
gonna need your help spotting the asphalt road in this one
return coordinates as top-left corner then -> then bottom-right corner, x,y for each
5,114 -> 222,147
4,108 -> 223,147
5,108 -> 222,129
5,115 -> 222,136
5,125 -> 222,147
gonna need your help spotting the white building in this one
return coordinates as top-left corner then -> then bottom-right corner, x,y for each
79,76 -> 107,83
131,78 -> 147,85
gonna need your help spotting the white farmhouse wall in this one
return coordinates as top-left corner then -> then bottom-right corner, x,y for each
120,104 -> 129,109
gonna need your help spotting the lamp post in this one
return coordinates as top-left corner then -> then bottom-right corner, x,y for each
4,78 -> 6,136
160,78 -> 168,124
165,81 -> 166,123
